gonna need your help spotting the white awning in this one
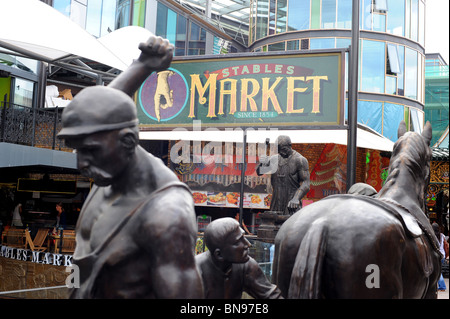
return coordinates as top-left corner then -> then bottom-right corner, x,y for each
98,26 -> 153,68
139,124 -> 395,152
0,0 -> 129,71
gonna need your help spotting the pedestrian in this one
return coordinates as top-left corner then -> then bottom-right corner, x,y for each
432,222 -> 447,292
11,202 -> 23,227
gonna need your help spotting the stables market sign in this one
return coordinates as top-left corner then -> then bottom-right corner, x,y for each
137,50 -> 345,130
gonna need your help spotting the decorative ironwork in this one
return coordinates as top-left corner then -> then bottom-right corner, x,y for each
0,102 -> 67,150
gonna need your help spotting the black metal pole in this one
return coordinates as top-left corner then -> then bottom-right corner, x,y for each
238,129 -> 247,227
346,0 -> 360,191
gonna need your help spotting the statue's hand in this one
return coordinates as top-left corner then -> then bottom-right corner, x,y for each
258,155 -> 270,166
137,36 -> 174,72
287,199 -> 300,213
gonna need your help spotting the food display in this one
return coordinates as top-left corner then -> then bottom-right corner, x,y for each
207,192 -> 226,205
191,191 -> 270,209
226,192 -> 240,206
192,192 -> 207,204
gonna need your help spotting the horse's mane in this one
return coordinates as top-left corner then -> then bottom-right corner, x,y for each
380,131 -> 431,192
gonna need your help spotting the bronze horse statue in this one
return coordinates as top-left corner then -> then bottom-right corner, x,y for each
272,121 -> 442,298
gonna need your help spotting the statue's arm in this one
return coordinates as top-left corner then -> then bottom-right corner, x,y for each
244,257 -> 283,299
137,191 -> 203,298
287,156 -> 311,210
108,35 -> 174,97
294,156 -> 311,200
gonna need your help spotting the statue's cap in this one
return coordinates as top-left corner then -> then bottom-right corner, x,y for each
58,86 -> 138,138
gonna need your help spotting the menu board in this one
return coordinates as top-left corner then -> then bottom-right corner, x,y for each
191,191 -> 271,209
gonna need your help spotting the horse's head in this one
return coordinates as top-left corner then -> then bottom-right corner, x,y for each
387,121 -> 433,208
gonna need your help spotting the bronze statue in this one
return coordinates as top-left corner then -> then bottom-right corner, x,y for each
272,121 -> 441,298
195,218 -> 282,299
58,35 -> 203,298
256,135 -> 310,215
347,183 -> 378,197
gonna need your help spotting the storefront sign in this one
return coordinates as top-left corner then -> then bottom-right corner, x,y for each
137,50 -> 345,129
0,245 -> 72,266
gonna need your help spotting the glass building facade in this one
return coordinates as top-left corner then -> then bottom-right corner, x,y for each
249,0 -> 426,141
49,0 -> 427,142
52,0 -> 236,56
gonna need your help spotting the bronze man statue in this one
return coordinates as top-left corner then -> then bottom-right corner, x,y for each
58,35 -> 203,298
256,135 -> 310,215
196,218 -> 282,299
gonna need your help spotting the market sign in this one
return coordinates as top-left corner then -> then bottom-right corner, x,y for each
137,50 -> 345,130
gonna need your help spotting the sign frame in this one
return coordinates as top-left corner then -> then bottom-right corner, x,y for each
137,49 -> 346,131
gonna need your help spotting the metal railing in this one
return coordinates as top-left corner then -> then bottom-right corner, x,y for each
0,101 -> 67,150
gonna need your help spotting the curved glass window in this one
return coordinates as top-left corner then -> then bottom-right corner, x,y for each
357,100 -> 383,134
268,42 -> 285,51
337,0 -> 352,29
276,0 -> 287,33
410,107 -> 424,133
310,38 -> 335,49
386,0 -> 404,36
322,0 -> 336,29
410,0 -> 418,42
383,103 -> 405,141
115,0 -> 130,29
256,0 -> 269,39
361,40 -> 385,93
288,0 -> 310,31
404,47 -> 418,100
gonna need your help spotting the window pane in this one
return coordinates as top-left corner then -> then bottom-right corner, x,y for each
269,0 -> 276,35
116,0 -> 131,29
268,42 -> 285,51
387,44 -> 400,74
385,76 -> 396,94
321,0 -> 336,29
386,0 -> 404,36
410,0 -> 418,41
336,38 -> 351,48
287,40 -> 299,50
276,0 -> 287,33
404,47 -> 418,100
397,45 -> 405,95
100,0 -> 117,36
357,100 -> 383,134
175,14 -> 187,56
410,108 -> 424,133
311,0 -> 320,29
374,0 -> 388,11
133,0 -> 146,27
166,9 -> 177,45
14,78 -> 34,107
418,0 -> 425,46
361,40 -> 385,93
337,0 -> 352,28
310,38 -> 335,49
361,0 -> 373,30
383,103 -> 405,141
86,0 -> 102,36
288,0 -> 310,31
256,0 -> 269,39
53,0 -> 71,16
372,13 -> 385,32
156,3 -> 168,37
